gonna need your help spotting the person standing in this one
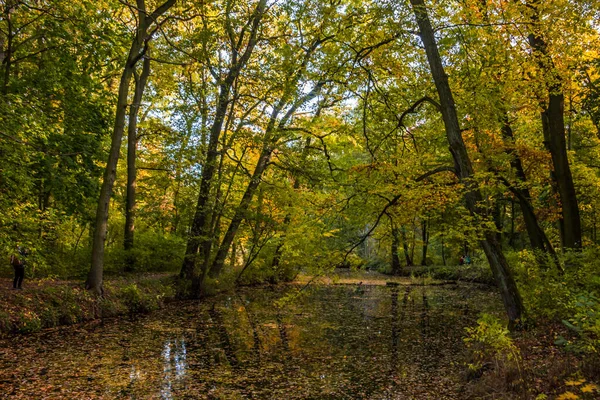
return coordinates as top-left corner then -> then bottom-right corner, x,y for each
10,246 -> 27,289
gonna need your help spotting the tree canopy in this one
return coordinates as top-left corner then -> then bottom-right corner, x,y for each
2,0 -> 600,327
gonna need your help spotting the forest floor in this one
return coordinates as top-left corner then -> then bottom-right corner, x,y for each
0,273 -> 176,336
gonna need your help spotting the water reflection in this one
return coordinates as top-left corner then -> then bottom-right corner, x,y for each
161,338 -> 187,399
0,283 -> 501,399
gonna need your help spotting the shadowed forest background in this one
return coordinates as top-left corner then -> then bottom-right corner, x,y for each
1,0 -> 600,398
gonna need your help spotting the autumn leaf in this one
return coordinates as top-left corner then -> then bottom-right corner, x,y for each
557,392 -> 580,400
581,383 -> 599,393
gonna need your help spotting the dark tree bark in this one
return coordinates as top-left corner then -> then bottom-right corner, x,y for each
400,226 -> 413,267
500,113 -> 560,269
524,0 -> 581,250
410,0 -> 524,325
1,1 -> 14,95
420,219 -> 429,266
391,225 -> 402,275
87,0 -> 176,295
124,54 -> 151,272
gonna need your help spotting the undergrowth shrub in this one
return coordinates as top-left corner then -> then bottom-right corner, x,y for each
1,276 -> 175,334
104,231 -> 185,274
463,313 -> 524,397
555,293 -> 600,356
464,313 -> 521,373
510,247 -> 600,361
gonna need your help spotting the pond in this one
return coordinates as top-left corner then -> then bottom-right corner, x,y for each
0,282 -> 501,399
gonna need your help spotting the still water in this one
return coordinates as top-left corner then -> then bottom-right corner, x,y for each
0,283 -> 500,399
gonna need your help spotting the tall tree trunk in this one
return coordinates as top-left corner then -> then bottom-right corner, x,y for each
400,226 -> 413,267
209,127 -> 277,277
524,0 -> 581,250
391,224 -> 402,275
1,2 -> 14,95
410,0 -> 524,325
87,0 -> 176,294
180,0 -> 267,291
441,232 -> 446,266
420,219 -> 428,266
501,115 -> 546,251
87,48 -> 138,294
124,55 -> 151,272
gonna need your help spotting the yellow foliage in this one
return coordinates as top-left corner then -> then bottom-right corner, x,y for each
556,392 -> 579,400
581,383 -> 599,393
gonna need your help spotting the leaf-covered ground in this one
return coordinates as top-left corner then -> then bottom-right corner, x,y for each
0,281 -> 502,399
0,274 -> 174,335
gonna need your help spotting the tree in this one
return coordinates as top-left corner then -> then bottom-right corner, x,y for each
180,0 -> 268,292
409,0 -> 524,325
87,0 -> 177,294
521,0 -> 582,250
124,53 -> 151,271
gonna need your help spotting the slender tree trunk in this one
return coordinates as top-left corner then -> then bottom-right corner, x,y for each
420,219 -> 428,266
1,2 -> 15,95
391,224 -> 402,275
230,241 -> 237,269
441,232 -> 446,266
87,50 -> 138,294
410,0 -> 524,325
524,0 -> 581,250
87,0 -> 176,294
124,55 -> 151,272
180,0 -> 267,291
210,82 -> 324,278
209,137 -> 273,277
501,114 -> 551,250
180,82 -> 230,284
400,226 -> 413,267
2,2 -> 14,95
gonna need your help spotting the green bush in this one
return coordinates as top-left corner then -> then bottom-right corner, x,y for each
464,313 -> 521,373
555,293 -> 600,355
16,311 -> 42,333
509,246 -> 600,358
105,231 -> 185,274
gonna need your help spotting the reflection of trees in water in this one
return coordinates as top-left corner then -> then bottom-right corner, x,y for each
160,337 -> 187,400
390,286 -> 399,374
235,292 -> 262,363
209,305 -> 239,368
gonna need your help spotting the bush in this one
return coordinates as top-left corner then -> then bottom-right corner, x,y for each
118,280 -> 173,314
556,293 -> 600,356
104,231 -> 185,274
510,247 -> 600,357
464,314 -> 522,386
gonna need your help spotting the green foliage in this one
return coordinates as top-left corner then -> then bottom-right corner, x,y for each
464,314 -> 521,373
15,311 -> 42,334
511,249 -> 574,319
510,246 -> 600,357
105,231 -> 186,274
556,293 -> 600,355
403,264 -> 495,284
